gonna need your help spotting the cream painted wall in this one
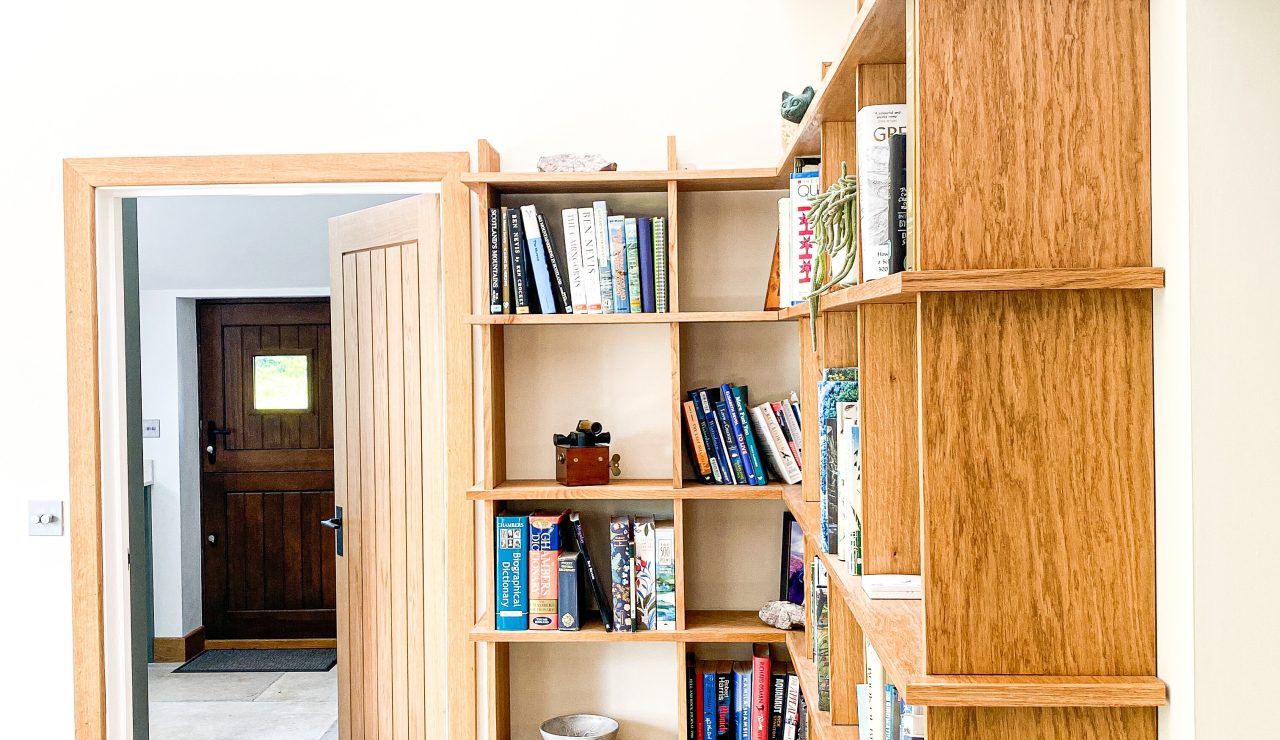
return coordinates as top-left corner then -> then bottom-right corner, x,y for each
0,1 -> 855,735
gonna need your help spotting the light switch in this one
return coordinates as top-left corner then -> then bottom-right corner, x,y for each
142,419 -> 161,438
29,500 -> 64,536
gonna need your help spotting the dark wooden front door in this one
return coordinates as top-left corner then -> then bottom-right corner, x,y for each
198,299 -> 336,639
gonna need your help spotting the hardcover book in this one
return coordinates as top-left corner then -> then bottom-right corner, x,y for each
633,515 -> 658,630
528,510 -> 566,629
788,172 -> 820,306
750,403 -> 801,485
731,386 -> 766,486
494,514 -> 528,630
688,657 -> 699,740
576,207 -> 604,313
623,217 -> 643,313
487,207 -> 502,313
557,550 -> 583,631
607,215 -> 629,313
638,216 -> 657,313
716,661 -> 733,740
751,644 -> 772,740
768,665 -> 788,740
819,370 -> 858,554
500,207 -> 512,313
856,684 -> 874,740
836,401 -> 862,573
693,388 -> 732,484
561,209 -> 588,313
781,674 -> 800,740
682,400 -> 715,484
772,401 -> 802,467
887,133 -> 908,274
812,558 -> 830,711
701,661 -> 718,740
856,104 -> 908,282
520,206 -> 558,314
653,216 -> 669,312
655,520 -> 677,630
535,211 -> 573,313
592,201 -> 615,313
608,515 -> 634,632
569,512 -> 614,631
507,208 -> 530,314
721,385 -> 757,485
732,662 -> 752,740
715,398 -> 748,485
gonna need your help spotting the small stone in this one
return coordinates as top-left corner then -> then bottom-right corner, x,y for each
537,154 -> 618,173
758,600 -> 805,630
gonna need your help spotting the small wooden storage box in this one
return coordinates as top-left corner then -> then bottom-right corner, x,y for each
555,444 -> 610,486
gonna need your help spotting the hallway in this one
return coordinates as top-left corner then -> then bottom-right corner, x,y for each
148,662 -> 337,740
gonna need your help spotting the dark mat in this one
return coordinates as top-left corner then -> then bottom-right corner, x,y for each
174,648 -> 337,673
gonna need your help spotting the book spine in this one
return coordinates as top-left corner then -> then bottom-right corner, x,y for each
716,664 -> 732,740
796,696 -> 808,740
751,647 -> 771,740
788,173 -> 819,304
821,413 -> 839,554
691,393 -> 725,484
592,201 -> 615,313
777,198 -> 793,306
697,389 -> 734,484
607,215 -> 629,312
812,558 -> 830,711
507,208 -> 530,314
561,209 -> 589,313
885,684 -> 898,740
569,512 -> 613,631
536,212 -> 573,313
500,207 -> 512,313
682,400 -> 714,483
528,512 -> 564,629
494,515 -> 528,630
638,217 -> 656,313
608,515 -> 634,632
856,104 -> 907,282
487,208 -> 502,313
721,384 -> 758,486
623,217 -> 643,313
715,400 -> 747,485
688,658 -> 698,740
888,133 -> 908,275
836,401 -> 862,573
769,670 -> 787,740
520,206 -> 558,314
558,551 -> 581,630
772,402 -> 802,469
655,521 -> 677,630
733,664 -> 750,740
702,666 -> 717,740
781,675 -> 800,740
857,684 -> 874,740
732,386 -> 767,485
653,216 -> 669,312
633,515 -> 657,630
753,404 -> 801,485
577,207 -> 603,313
866,639 -> 885,740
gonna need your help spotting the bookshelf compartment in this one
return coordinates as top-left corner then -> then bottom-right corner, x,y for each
675,190 -> 785,313
681,500 -> 789,614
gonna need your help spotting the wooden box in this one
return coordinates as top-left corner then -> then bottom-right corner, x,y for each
555,444 -> 610,486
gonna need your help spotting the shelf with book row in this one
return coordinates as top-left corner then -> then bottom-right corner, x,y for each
467,479 -> 796,501
471,610 -> 784,644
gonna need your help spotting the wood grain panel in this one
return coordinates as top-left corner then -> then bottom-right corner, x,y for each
400,243 -> 427,739
929,706 -> 1155,740
369,249 -> 393,738
918,291 -> 1155,675
354,251 -> 380,730
799,314 -> 859,502
826,577 -> 864,726
335,252 -> 363,738
858,304 -> 919,575
384,247 -> 409,740
912,0 -> 1151,269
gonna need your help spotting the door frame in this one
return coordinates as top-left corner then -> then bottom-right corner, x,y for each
63,153 -> 475,740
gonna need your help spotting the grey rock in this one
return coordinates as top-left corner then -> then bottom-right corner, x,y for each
537,154 -> 618,173
758,600 -> 805,630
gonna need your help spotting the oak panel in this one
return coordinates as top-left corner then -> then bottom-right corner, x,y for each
929,707 -> 1156,740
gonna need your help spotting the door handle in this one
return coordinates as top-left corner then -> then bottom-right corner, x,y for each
323,506 -> 344,557
205,421 -> 231,464
320,517 -> 342,530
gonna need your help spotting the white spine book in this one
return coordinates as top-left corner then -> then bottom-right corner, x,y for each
575,207 -> 603,313
560,209 -> 587,313
592,201 -> 615,313
782,674 -> 801,740
782,397 -> 804,457
778,197 -> 793,306
866,638 -> 885,740
751,403 -> 802,484
836,401 -> 860,568
856,104 -> 908,282
789,173 -> 820,305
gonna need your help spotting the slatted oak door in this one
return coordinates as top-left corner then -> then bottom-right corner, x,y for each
198,299 -> 337,639
330,196 -> 447,740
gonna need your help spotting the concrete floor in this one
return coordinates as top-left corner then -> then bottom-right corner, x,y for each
149,662 -> 338,740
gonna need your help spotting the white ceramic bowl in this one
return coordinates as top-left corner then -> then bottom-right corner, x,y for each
539,714 -> 620,740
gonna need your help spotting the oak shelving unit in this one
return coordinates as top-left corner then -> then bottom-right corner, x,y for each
465,0 -> 1166,736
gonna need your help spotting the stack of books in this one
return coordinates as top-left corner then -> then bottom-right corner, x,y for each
858,641 -> 927,740
486,202 -> 669,315
494,511 -> 676,632
682,385 -> 803,486
687,648 -> 807,740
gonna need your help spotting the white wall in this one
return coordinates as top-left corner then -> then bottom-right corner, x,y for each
0,1 -> 855,734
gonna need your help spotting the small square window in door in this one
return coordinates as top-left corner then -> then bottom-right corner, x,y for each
252,355 -> 310,411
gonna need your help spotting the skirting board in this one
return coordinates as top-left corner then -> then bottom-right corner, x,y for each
153,626 -> 205,663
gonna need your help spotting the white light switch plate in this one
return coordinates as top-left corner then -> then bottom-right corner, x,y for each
142,419 -> 161,438
29,500 -> 64,536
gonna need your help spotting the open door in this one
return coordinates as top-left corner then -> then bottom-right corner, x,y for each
329,196 -> 447,739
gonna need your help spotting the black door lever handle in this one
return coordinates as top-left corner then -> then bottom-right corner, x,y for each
205,420 -> 231,464
324,506 -> 344,557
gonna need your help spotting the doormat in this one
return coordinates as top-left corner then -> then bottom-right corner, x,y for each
174,648 -> 337,673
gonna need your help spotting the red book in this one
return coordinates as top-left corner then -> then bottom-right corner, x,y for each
528,511 -> 567,629
694,657 -> 704,740
751,644 -> 771,740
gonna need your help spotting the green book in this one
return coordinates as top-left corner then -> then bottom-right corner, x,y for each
623,217 -> 643,313
653,216 -> 668,312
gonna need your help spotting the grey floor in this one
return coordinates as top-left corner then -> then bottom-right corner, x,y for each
149,662 -> 338,740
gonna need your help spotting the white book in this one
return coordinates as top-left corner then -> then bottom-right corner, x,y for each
778,196 -> 793,306
781,397 -> 804,458
750,403 -> 801,484
782,674 -> 801,740
606,215 -> 629,312
575,207 -> 603,313
560,209 -> 587,313
862,574 -> 922,600
592,201 -> 615,313
633,515 -> 657,630
654,521 -> 676,630
856,104 -> 908,282
789,172 -> 820,305
836,401 -> 860,569
866,639 -> 886,740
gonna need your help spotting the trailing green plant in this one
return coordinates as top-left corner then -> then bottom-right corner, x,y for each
803,162 -> 859,349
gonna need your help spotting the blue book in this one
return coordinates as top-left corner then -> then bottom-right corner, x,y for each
638,217 -> 656,312
730,386 -> 767,486
693,388 -> 734,484
520,206 -> 557,314
702,663 -> 717,740
721,384 -> 758,486
714,400 -> 748,485
557,551 -> 582,631
885,683 -> 899,739
494,515 -> 528,630
732,662 -> 751,740
819,369 -> 859,554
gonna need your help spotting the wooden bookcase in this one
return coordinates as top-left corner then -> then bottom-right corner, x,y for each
462,0 -> 1166,737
